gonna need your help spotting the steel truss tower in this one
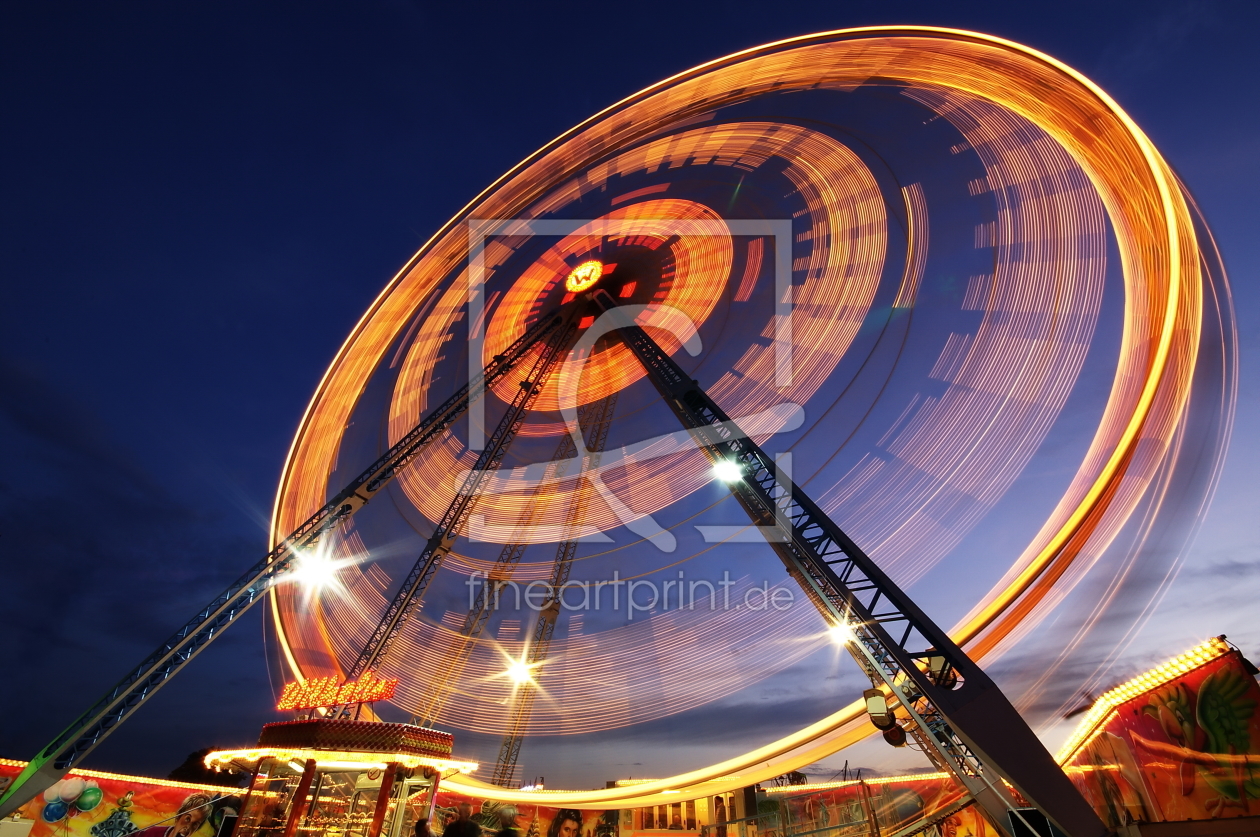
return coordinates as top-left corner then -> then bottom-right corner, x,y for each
491,391 -> 618,787
337,307 -> 580,688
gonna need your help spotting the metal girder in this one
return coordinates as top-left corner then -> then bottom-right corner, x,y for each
340,310 -> 581,686
416,393 -> 616,730
0,307 -> 568,819
491,391 -> 618,787
590,289 -> 1104,837
415,417 -> 580,725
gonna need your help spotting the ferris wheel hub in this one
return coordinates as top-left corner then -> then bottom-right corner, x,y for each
564,259 -> 605,293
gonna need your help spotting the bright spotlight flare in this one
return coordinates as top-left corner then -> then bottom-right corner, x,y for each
504,656 -> 540,685
281,543 -> 362,601
711,459 -> 743,483
289,552 -> 339,591
829,621 -> 856,646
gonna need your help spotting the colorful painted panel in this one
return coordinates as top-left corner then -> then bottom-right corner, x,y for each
1063,650 -> 1260,828
432,791 -> 618,837
0,762 -> 238,837
772,775 -> 993,837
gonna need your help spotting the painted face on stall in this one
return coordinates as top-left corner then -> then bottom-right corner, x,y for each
556,818 -> 579,837
173,806 -> 208,837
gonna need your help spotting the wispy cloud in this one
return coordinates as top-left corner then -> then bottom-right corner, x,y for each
0,355 -> 268,763
1097,0 -> 1221,83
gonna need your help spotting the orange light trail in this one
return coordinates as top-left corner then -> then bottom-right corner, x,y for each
266,26 -> 1220,808
381,128 -> 884,540
816,85 -> 1108,593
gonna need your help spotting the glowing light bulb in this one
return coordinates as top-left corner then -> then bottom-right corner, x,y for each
507,661 -> 532,684
290,552 -> 339,591
565,260 -> 604,293
829,622 -> 855,646
712,459 -> 743,482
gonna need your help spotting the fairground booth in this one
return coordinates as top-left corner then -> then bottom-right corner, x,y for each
202,674 -> 476,837
1056,637 -> 1260,834
748,637 -> 1260,837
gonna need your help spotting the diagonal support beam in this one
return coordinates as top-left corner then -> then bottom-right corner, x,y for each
589,289 -> 1104,837
341,309 -> 581,686
491,391 -> 618,787
417,393 -> 616,731
413,430 -> 577,727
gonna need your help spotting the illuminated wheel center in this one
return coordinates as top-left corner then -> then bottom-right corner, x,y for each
564,259 -> 604,293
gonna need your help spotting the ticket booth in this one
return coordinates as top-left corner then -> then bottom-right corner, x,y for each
205,719 -> 477,837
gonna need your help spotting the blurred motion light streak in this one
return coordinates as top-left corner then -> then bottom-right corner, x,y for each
264,26 -> 1230,806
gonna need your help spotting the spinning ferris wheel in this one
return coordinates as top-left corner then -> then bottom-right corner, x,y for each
1,26 -> 1234,837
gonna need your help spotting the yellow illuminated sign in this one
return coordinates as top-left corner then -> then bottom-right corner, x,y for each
564,260 -> 604,293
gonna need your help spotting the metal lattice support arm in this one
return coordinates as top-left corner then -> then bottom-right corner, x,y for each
419,393 -> 615,729
0,308 -> 568,819
491,391 -> 618,787
590,290 -> 1104,837
341,309 -> 581,686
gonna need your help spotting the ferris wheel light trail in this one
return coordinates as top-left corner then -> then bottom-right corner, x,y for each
255,22 -> 1229,818
260,22 -> 1225,816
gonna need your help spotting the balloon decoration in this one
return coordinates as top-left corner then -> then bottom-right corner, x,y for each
39,778 -> 102,824
40,801 -> 68,824
75,787 -> 104,812
59,780 -> 86,804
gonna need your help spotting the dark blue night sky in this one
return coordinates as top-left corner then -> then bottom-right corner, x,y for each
1,0 -> 1257,785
